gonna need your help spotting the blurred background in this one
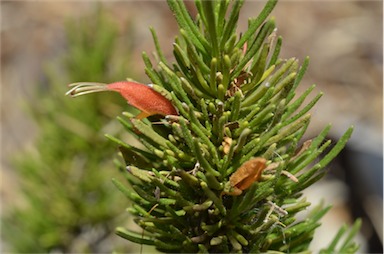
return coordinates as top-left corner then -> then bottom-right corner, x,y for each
1,0 -> 382,253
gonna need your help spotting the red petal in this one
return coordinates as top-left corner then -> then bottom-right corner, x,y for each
107,81 -> 178,117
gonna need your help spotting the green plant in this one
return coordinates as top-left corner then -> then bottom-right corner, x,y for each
2,7 -> 132,253
67,0 -> 361,253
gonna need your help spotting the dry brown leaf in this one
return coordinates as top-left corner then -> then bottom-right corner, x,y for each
222,137 -> 233,155
230,157 -> 267,193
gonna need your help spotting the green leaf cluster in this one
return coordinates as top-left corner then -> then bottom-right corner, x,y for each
110,0 -> 359,253
2,7 -> 131,253
56,1 -> 359,253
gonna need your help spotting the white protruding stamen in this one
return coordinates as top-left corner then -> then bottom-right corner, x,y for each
65,82 -> 108,97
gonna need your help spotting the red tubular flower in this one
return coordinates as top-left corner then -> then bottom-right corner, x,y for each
66,81 -> 178,119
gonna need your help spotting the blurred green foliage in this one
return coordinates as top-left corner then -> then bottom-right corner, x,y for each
2,6 -> 133,253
